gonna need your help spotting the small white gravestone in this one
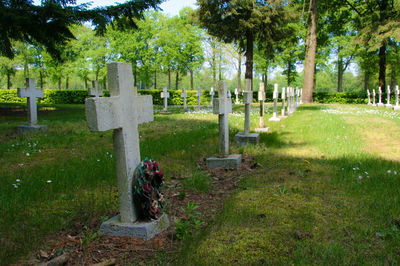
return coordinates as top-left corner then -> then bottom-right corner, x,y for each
227,90 -> 232,99
286,87 -> 291,115
367,89 -> 372,105
89,80 -> 103,97
196,87 -> 202,109
280,87 -> 288,118
372,89 -> 377,106
269,84 -> 281,122
17,78 -> 48,133
235,88 -> 240,104
386,85 -> 393,108
85,62 -> 169,240
291,87 -> 296,113
181,88 -> 188,111
378,87 -> 384,107
394,86 -> 400,111
255,82 -> 269,133
235,79 -> 260,146
295,88 -> 300,108
299,88 -> 303,105
161,87 -> 171,113
209,87 -> 215,107
206,81 -> 242,169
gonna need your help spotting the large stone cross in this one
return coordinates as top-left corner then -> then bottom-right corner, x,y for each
378,87 -> 384,106
281,87 -> 287,117
18,78 -> 43,126
213,81 -> 232,157
386,85 -> 392,108
161,87 -> 170,112
196,87 -> 202,108
89,80 -> 103,97
85,62 -> 154,223
181,88 -> 188,110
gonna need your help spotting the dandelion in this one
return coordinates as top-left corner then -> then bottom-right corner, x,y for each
46,180 -> 52,184
395,171 -> 398,175
387,170 -> 392,174
358,175 -> 363,180
18,163 -> 24,167
12,184 -> 18,189
364,171 -> 368,175
26,153 -> 30,156
97,159 -> 100,162
16,179 -> 20,182
342,168 -> 344,171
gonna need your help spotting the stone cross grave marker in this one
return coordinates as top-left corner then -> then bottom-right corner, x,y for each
85,62 -> 169,239
286,87 -> 291,115
367,89 -> 371,105
255,82 -> 269,133
181,88 -> 188,111
269,83 -> 281,122
235,79 -> 260,145
296,88 -> 300,107
227,90 -> 232,99
17,78 -> 48,133
280,87 -> 287,118
394,86 -> 400,111
386,85 -> 393,108
206,81 -> 241,169
235,88 -> 240,104
89,80 -> 103,97
291,87 -> 296,113
300,88 -> 303,105
372,89 -> 377,106
196,87 -> 202,109
209,87 -> 215,107
378,87 -> 384,107
161,87 -> 170,113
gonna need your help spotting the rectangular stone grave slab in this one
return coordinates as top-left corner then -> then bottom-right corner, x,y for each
100,213 -> 170,241
206,154 -> 242,169
17,124 -> 48,134
235,132 -> 260,146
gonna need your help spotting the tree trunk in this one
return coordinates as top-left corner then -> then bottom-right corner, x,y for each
302,0 -> 318,103
24,56 -> 29,79
238,52 -> 242,91
219,46 -> 222,80
66,75 -> 69,90
7,70 -> 11,90
168,69 -> 171,90
212,47 -> 217,90
337,58 -> 343,92
190,71 -> 194,90
84,79 -> 88,90
103,76 -> 107,91
154,69 -> 157,90
39,70 -> 44,89
364,71 -> 369,92
245,31 -> 254,91
287,60 -> 291,87
378,44 -> 386,90
58,77 -> 61,90
133,66 -> 137,88
175,71 -> 179,90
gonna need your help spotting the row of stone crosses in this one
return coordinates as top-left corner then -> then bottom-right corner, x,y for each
367,86 -> 400,110
15,62 -> 303,241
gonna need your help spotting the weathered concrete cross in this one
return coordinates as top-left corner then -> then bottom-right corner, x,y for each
235,88 -> 239,104
386,85 -> 392,108
281,87 -> 287,117
17,78 -> 45,128
395,86 -> 400,110
378,87 -> 384,106
367,89 -> 371,105
89,80 -> 103,97
299,88 -> 303,105
269,83 -> 281,122
181,88 -> 188,110
209,87 -> 215,107
161,87 -> 170,112
258,82 -> 266,128
85,62 -> 154,223
196,87 -> 202,109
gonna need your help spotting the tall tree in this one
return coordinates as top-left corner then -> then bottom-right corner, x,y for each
197,0 -> 293,90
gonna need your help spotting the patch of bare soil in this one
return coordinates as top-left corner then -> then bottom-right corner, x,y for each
18,155 -> 257,266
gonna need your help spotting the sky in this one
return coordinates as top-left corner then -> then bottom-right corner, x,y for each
34,0 -> 197,16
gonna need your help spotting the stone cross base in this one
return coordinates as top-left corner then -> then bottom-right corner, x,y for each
255,127 -> 270,133
206,154 -> 242,169
100,214 -> 170,241
234,132 -> 260,146
377,103 -> 384,107
17,124 -> 48,134
269,116 -> 281,122
394,106 -> 400,111
386,104 -> 393,108
367,103 -> 372,106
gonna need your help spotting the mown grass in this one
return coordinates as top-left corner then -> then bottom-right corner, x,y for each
1,102 -> 400,264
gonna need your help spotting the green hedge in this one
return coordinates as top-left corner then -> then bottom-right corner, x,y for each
0,89 -> 370,105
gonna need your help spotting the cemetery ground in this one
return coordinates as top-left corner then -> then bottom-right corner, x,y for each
1,102 -> 400,265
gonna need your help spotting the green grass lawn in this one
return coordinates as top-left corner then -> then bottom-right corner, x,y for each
1,102 -> 400,265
